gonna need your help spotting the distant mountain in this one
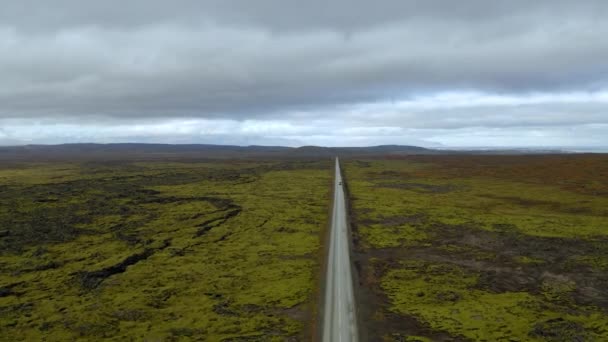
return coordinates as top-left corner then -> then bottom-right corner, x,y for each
0,143 -> 567,161
3,143 -> 290,153
291,145 -> 434,157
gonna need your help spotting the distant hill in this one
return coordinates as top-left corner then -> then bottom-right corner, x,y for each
0,143 -> 567,161
290,145 -> 435,157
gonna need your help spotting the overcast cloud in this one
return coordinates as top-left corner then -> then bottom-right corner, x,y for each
1,0 -> 607,147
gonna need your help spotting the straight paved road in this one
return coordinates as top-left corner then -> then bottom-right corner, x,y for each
323,158 -> 358,342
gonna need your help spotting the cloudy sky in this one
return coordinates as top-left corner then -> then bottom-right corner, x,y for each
1,1 -> 608,148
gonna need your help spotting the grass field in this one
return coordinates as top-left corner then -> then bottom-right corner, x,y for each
344,155 -> 608,341
0,160 -> 331,341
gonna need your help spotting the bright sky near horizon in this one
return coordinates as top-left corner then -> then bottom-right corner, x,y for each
1,1 -> 608,148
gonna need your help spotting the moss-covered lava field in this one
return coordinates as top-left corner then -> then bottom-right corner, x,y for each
3,153 -> 608,341
344,155 -> 608,341
0,160 -> 331,341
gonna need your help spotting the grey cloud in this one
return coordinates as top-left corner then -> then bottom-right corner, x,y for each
375,103 -> 608,130
3,1 -> 608,32
0,1 -> 607,147
2,19 -> 608,119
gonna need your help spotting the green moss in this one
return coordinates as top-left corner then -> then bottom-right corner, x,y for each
437,244 -> 496,261
345,160 -> 608,242
344,157 -> 608,340
404,336 -> 432,342
362,223 -> 428,248
540,275 -> 576,304
0,160 -> 331,340
382,260 -> 608,341
569,255 -> 608,271
514,256 -> 545,265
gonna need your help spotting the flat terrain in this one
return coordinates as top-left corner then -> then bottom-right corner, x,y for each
0,159 -> 331,341
344,155 -> 608,341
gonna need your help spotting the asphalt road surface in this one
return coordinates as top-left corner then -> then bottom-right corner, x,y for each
322,158 -> 359,342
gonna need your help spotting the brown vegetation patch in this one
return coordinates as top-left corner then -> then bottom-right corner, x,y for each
376,182 -> 460,193
379,213 -> 428,227
403,154 -> 608,196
